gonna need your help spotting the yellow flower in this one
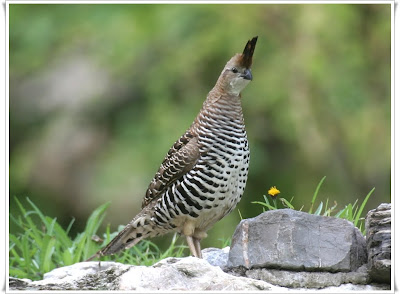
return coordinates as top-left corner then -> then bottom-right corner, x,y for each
268,186 -> 281,197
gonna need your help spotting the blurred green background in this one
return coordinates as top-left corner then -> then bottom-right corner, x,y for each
9,4 -> 391,251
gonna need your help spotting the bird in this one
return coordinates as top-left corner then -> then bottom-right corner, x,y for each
87,36 -> 258,261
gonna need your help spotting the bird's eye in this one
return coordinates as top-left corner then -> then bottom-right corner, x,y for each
231,67 -> 239,73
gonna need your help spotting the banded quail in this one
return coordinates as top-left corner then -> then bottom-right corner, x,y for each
87,36 -> 257,260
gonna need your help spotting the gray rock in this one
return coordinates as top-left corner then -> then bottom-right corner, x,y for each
202,246 -> 230,268
365,203 -> 391,284
245,265 -> 369,289
228,209 -> 367,272
9,258 -> 278,291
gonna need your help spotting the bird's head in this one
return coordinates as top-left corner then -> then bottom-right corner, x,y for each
216,36 -> 258,96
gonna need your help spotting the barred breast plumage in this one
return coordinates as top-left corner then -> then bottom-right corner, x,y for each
87,36 -> 257,261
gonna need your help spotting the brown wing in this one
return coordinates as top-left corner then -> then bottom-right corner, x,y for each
142,130 -> 200,208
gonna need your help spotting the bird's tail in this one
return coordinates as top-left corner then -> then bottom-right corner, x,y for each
85,213 -> 155,262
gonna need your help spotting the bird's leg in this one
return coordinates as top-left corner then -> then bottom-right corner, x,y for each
183,221 -> 201,257
193,230 -> 207,258
193,237 -> 202,259
186,235 -> 199,257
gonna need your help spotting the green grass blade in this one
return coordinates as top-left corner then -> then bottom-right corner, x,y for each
219,237 -> 231,248
104,224 -> 111,244
51,221 -> 73,248
359,222 -> 365,235
340,203 -> 353,221
9,268 -> 29,279
323,198 -> 330,215
14,198 -> 38,233
9,246 -> 21,261
160,233 -> 182,260
348,204 -> 354,222
335,207 -> 346,218
21,234 -> 33,269
9,213 -> 24,230
66,218 -> 75,234
313,201 -> 323,215
84,202 -> 111,234
26,198 -> 53,234
40,235 -> 56,274
251,201 -> 277,210
309,176 -> 326,213
45,216 -> 57,236
82,202 -> 111,260
354,187 -> 375,228
14,198 -> 44,247
44,239 -> 56,273
324,200 -> 337,216
9,234 -> 22,250
62,248 -> 74,266
238,209 -> 243,220
72,233 -> 86,263
280,198 -> 294,209
351,199 -> 359,218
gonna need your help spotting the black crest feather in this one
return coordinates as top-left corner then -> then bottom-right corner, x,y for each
241,36 -> 258,68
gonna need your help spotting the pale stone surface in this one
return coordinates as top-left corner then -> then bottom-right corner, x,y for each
9,258 -> 277,291
119,257 -> 276,291
19,261 -> 130,290
228,209 -> 367,272
365,203 -> 391,283
42,261 -> 129,284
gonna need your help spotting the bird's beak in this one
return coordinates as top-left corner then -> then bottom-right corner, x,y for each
241,69 -> 253,81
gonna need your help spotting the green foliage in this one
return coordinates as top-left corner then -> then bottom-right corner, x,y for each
308,176 -> 326,214
9,198 -> 187,281
252,177 -> 374,234
335,187 -> 375,233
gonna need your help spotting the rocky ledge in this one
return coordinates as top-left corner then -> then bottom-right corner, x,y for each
9,204 -> 391,291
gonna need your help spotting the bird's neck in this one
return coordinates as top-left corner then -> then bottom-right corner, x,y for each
189,88 -> 245,135
204,86 -> 242,106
